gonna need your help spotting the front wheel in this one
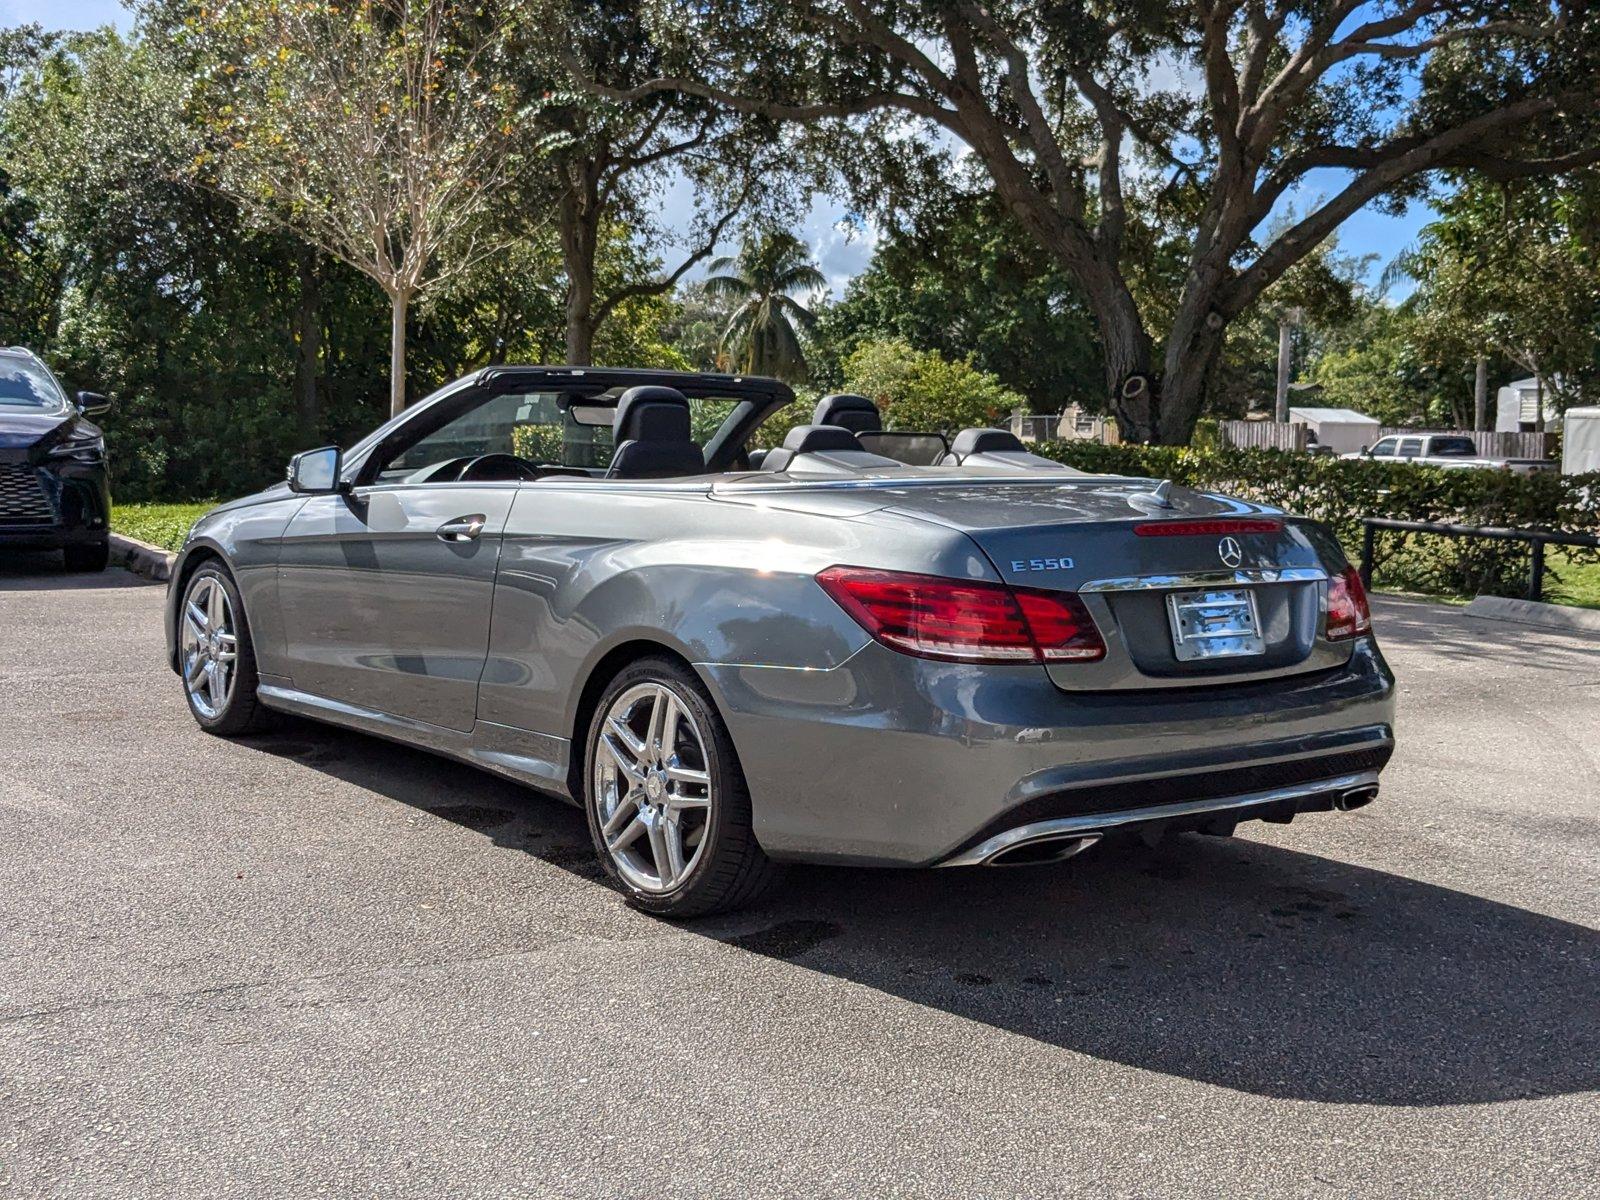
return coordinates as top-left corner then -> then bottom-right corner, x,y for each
177,564 -> 274,736
583,657 -> 781,918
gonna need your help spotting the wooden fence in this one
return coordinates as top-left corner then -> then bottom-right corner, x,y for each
1218,420 -> 1309,452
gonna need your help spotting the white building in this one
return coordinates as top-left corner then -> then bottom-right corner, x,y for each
1562,407 -> 1600,476
1495,377 -> 1563,432
1287,406 -> 1382,454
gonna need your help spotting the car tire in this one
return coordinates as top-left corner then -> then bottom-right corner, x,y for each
62,540 -> 109,572
582,656 -> 782,918
177,563 -> 275,737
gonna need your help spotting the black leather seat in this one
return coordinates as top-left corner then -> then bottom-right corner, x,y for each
813,393 -> 882,435
605,386 -> 705,479
943,428 -> 1027,461
940,426 -> 1088,474
760,424 -> 901,473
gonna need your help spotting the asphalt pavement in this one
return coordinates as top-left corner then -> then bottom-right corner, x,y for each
1,553 -> 1597,1198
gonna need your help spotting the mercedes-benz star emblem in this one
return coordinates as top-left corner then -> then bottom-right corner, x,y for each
1218,536 -> 1244,568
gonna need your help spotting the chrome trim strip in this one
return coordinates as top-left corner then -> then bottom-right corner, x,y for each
937,769 -> 1380,868
1078,567 -> 1326,593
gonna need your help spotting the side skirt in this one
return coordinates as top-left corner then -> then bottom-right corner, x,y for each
256,684 -> 575,802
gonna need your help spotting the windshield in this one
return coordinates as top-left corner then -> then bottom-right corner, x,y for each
0,356 -> 67,412
1431,437 -> 1477,457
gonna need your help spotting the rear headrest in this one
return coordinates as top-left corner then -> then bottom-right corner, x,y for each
783,424 -> 865,455
813,393 -> 881,434
614,385 -> 691,444
950,427 -> 1026,458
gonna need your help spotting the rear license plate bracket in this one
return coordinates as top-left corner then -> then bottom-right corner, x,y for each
1165,587 -> 1265,661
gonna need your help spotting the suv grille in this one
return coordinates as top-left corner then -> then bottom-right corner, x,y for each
0,462 -> 55,524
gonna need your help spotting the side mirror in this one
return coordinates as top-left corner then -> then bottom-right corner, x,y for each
76,391 -> 113,417
288,445 -> 348,494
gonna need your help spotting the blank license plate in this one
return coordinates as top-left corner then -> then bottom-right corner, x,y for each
1165,588 -> 1265,661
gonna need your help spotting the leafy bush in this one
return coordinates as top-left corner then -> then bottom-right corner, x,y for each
112,502 -> 216,552
842,338 -> 1024,433
1033,441 -> 1600,599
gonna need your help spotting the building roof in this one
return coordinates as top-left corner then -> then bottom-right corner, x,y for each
1288,406 -> 1381,425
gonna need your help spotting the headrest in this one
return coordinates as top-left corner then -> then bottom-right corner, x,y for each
613,385 -> 691,444
782,424 -> 865,455
812,393 -> 881,434
950,427 -> 1026,458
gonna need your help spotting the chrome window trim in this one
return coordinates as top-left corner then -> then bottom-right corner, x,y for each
1078,566 -> 1327,593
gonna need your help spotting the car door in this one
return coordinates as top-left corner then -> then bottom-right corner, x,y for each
274,389 -> 538,732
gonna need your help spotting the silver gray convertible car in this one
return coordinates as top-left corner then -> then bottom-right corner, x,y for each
166,367 -> 1395,916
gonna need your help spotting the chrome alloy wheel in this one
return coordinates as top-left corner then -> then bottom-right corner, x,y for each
591,681 -> 714,894
180,575 -> 238,720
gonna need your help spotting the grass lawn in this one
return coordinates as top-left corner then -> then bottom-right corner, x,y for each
111,502 -> 215,552
1546,550 -> 1600,610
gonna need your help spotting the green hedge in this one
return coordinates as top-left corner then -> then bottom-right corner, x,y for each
1032,442 -> 1600,601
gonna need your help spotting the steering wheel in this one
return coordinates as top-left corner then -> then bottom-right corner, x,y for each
458,453 -> 543,482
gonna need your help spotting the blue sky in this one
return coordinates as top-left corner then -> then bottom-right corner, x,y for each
8,0 -> 1431,298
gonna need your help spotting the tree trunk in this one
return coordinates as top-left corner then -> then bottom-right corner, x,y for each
558,162 -> 602,367
389,288 -> 409,419
293,246 -> 321,444
1473,354 -> 1488,431
1533,372 -> 1546,433
1076,278 -> 1159,442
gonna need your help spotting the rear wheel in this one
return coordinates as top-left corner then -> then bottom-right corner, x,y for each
63,540 -> 109,572
178,564 -> 274,736
583,657 -> 781,917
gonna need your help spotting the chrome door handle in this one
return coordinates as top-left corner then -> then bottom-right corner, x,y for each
436,514 -> 487,542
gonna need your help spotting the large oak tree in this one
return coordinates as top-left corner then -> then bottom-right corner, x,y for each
576,0 -> 1600,442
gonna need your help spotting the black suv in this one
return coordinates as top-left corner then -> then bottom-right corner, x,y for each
0,347 -> 113,571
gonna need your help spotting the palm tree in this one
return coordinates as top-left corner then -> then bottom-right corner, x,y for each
703,232 -> 826,380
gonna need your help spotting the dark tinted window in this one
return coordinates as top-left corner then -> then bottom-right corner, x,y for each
0,357 -> 66,410
1430,436 -> 1477,457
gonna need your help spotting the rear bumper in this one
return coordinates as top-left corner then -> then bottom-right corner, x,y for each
700,638 -> 1396,867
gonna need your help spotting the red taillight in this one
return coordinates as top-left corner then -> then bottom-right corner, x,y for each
815,566 -> 1105,664
1133,518 -> 1283,537
1326,566 -> 1372,641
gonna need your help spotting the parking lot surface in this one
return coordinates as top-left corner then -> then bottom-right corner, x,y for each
1,557 -> 1597,1198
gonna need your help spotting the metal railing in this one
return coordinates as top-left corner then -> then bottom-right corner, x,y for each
1359,517 -> 1600,602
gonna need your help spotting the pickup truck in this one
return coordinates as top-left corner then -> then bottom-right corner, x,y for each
1343,433 -> 1552,474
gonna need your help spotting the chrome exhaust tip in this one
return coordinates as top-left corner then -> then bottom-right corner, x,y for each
1333,785 -> 1379,812
984,833 -> 1103,867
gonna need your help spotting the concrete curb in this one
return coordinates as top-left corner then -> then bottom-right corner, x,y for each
1464,595 -> 1600,635
109,533 -> 176,583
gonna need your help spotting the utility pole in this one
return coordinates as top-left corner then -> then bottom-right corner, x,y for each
1274,307 -> 1302,423
1474,355 -> 1488,431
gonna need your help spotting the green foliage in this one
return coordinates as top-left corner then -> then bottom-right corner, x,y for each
703,232 -> 824,380
806,189 -> 1101,412
841,339 -> 1024,433
111,502 -> 215,552
1032,441 -> 1600,600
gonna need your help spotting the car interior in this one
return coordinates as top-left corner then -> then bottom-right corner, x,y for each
362,373 -> 1087,487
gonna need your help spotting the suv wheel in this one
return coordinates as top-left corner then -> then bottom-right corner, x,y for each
583,657 -> 781,917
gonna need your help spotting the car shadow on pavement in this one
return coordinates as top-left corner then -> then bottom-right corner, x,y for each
0,553 -> 149,589
246,715 -> 1600,1111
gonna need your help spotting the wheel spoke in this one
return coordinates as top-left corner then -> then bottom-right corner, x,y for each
665,763 -> 709,787
207,580 -> 225,627
660,813 -> 687,883
659,695 -> 682,760
645,687 -> 669,762
182,650 -> 205,681
184,600 -> 208,636
647,815 -> 676,887
608,812 -> 647,852
602,792 -> 641,837
204,660 -> 222,703
605,715 -> 646,762
666,788 -> 710,811
600,732 -> 645,786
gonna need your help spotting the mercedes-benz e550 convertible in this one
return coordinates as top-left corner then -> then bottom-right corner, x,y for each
165,367 -> 1394,916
